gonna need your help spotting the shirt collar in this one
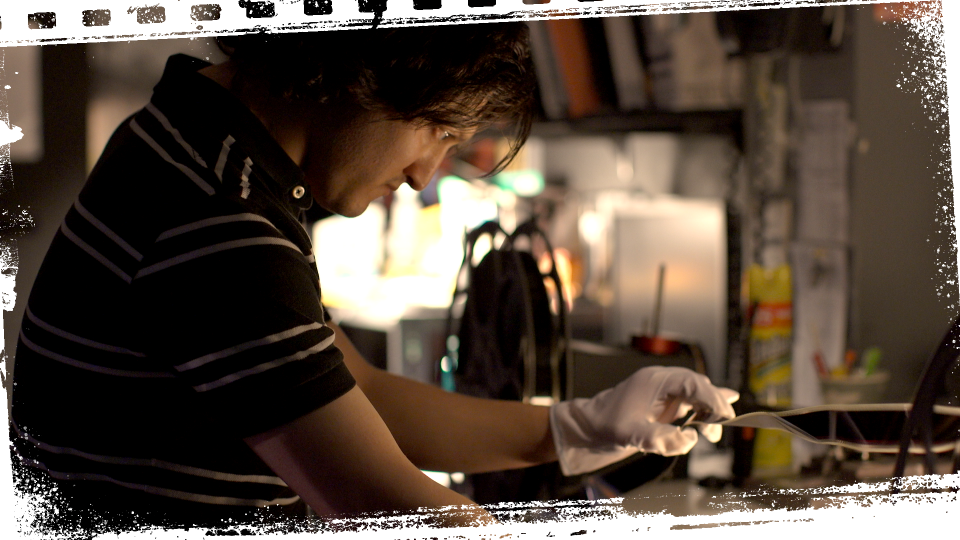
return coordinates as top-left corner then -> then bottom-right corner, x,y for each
149,54 -> 313,213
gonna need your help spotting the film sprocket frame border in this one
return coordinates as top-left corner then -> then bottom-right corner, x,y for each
1,0 -> 955,537
0,0 -> 894,46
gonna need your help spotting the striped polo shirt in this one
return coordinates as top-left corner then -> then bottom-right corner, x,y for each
11,54 -> 356,524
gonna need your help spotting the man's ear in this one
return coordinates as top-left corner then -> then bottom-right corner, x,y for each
215,36 -> 238,57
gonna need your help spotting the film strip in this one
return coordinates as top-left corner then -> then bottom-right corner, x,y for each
0,0 -> 873,46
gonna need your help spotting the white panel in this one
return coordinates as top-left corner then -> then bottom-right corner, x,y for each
609,197 -> 726,382
543,136 -> 622,192
625,132 -> 680,195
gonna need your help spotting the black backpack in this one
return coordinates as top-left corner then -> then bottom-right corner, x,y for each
441,219 -> 572,503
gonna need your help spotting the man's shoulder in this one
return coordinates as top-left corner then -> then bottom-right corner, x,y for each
82,110 -> 297,236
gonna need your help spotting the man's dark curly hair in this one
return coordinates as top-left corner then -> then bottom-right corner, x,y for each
218,23 -> 536,175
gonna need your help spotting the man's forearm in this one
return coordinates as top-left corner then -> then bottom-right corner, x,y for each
363,366 -> 557,473
245,386 -> 497,524
331,322 -> 557,474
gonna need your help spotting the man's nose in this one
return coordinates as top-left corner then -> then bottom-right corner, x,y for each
403,148 -> 446,192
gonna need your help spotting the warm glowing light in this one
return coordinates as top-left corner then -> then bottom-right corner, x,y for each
539,248 -> 579,313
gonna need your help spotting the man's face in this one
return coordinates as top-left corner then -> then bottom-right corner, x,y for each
300,108 -> 472,217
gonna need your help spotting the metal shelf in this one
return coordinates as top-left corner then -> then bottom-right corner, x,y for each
531,109 -> 744,148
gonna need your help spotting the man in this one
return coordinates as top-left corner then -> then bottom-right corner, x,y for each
11,23 -> 737,532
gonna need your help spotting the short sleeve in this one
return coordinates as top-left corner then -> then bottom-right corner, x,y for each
132,207 -> 355,438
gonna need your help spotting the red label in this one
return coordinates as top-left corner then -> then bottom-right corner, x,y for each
752,302 -> 792,329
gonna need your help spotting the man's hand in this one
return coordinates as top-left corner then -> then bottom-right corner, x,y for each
549,366 -> 739,476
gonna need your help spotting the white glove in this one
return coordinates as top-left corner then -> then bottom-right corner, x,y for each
549,366 -> 739,476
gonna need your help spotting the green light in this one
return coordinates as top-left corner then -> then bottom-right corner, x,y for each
493,170 -> 545,197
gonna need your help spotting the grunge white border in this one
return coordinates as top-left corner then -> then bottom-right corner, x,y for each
0,1 -> 915,47
1,0 -> 957,538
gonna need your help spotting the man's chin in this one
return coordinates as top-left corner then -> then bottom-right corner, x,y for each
314,196 -> 368,218
332,201 -> 368,218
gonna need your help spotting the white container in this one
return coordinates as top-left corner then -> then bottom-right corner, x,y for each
820,372 -> 890,405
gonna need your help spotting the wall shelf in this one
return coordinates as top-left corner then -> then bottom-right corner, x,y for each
531,109 -> 744,148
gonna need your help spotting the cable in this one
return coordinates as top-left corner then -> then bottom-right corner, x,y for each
892,317 -> 960,491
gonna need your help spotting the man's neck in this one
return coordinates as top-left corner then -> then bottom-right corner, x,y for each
198,61 -> 309,167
